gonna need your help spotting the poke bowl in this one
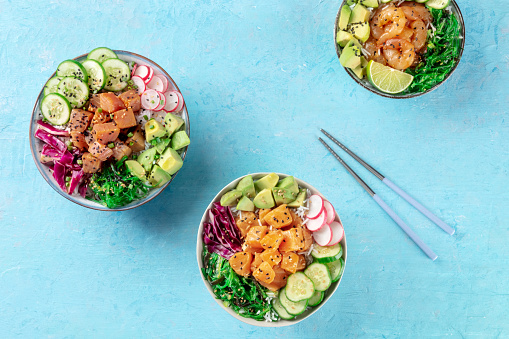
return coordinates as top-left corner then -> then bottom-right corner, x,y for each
334,0 -> 465,98
29,48 -> 190,211
196,173 -> 347,327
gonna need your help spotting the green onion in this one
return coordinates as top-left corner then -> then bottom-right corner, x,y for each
127,132 -> 134,138
143,115 -> 148,121
77,160 -> 83,165
108,143 -> 115,148
97,108 -> 103,113
65,176 -> 71,182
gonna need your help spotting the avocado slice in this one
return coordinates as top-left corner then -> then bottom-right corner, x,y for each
352,56 -> 368,79
336,30 -> 354,47
254,173 -> 279,192
170,130 -> 190,151
220,190 -> 243,207
158,147 -> 183,175
272,187 -> 297,206
338,5 -> 352,31
125,160 -> 146,180
164,113 -> 185,136
138,148 -> 157,172
360,0 -> 378,8
236,195 -> 255,212
145,119 -> 167,142
236,175 -> 256,198
277,176 -> 299,195
349,3 -> 370,24
253,188 -> 276,209
349,21 -> 370,43
149,165 -> 172,187
154,137 -> 170,154
339,44 -> 361,69
288,189 -> 307,208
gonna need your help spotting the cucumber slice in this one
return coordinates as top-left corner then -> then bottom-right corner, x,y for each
272,297 -> 295,320
311,243 -> 343,263
82,59 -> 106,93
102,58 -> 131,92
426,0 -> 450,9
40,93 -> 71,125
279,287 -> 308,316
285,272 -> 315,302
304,263 -> 332,292
87,47 -> 118,63
57,77 -> 89,108
308,290 -> 324,307
56,60 -> 88,83
325,257 -> 344,283
43,76 -> 63,96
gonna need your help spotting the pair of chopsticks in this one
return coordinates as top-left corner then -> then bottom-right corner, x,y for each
319,129 -> 454,261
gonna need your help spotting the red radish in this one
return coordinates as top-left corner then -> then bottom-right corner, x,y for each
131,76 -> 146,95
134,65 -> 150,80
312,223 -> 333,246
144,66 -> 154,84
175,91 -> 184,112
131,64 -> 138,78
147,75 -> 166,92
154,91 -> 166,111
307,195 -> 324,219
324,200 -> 336,224
327,221 -> 344,246
306,210 -> 327,232
163,91 -> 179,112
141,89 -> 161,110
159,76 -> 169,92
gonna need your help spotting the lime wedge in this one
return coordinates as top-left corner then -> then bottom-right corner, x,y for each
426,0 -> 450,10
366,60 -> 414,94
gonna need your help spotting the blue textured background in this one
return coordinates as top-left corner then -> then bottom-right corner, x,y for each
1,0 -> 508,337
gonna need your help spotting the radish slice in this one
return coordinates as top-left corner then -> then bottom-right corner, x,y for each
147,75 -> 166,92
131,64 -> 138,78
154,91 -> 166,111
175,91 -> 184,112
306,210 -> 327,232
159,76 -> 169,92
131,76 -> 146,95
313,223 -> 332,246
144,66 -> 154,84
307,195 -> 324,219
324,201 -> 336,224
141,89 -> 161,110
134,65 -> 149,80
327,221 -> 344,246
163,91 -> 179,112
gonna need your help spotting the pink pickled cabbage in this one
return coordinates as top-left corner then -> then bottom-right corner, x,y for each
36,120 -> 70,137
35,129 -> 66,153
203,203 -> 242,259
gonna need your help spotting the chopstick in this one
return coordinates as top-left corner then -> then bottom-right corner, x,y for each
319,138 -> 438,261
321,129 -> 455,236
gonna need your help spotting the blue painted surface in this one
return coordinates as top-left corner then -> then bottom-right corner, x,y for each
0,0 -> 508,337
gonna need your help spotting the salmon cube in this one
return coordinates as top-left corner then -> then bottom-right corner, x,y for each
245,226 -> 269,250
236,211 -> 260,238
88,94 -> 100,113
93,122 -> 120,145
243,243 -> 263,255
250,252 -> 263,273
296,255 -> 306,271
82,152 -> 102,173
281,252 -> 301,274
99,92 -> 125,113
279,228 -> 303,253
111,139 -> 132,161
68,109 -> 93,132
263,204 -> 293,228
257,265 -> 288,291
118,90 -> 141,111
125,126 -> 145,152
260,249 -> 282,267
89,141 -> 113,161
229,251 -> 252,277
91,108 -> 111,125
297,224 -> 313,252
113,108 -> 137,129
260,230 -> 284,250
70,131 -> 88,151
83,130 -> 95,146
259,209 -> 271,225
289,209 -> 304,228
253,261 -> 275,284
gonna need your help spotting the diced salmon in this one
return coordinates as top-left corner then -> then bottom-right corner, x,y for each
279,228 -> 303,253
289,209 -> 304,228
91,108 -> 111,125
111,139 -> 132,161
125,126 -> 145,152
83,130 -> 95,146
259,209 -> 271,225
93,122 -> 120,145
260,230 -> 283,250
82,152 -> 102,173
99,92 -> 125,113
228,251 -> 252,277
257,265 -> 288,291
250,252 -> 263,273
89,141 -> 113,161
236,211 -> 260,238
68,109 -> 93,132
243,243 -> 263,255
253,261 -> 275,284
260,249 -> 282,267
88,94 -> 100,113
296,254 -> 306,271
245,226 -> 269,250
263,204 -> 293,228
113,108 -> 137,129
70,131 -> 88,151
297,224 -> 313,252
280,252 -> 300,274
118,89 -> 141,111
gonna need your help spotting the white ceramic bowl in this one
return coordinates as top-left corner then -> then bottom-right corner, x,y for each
196,173 -> 347,327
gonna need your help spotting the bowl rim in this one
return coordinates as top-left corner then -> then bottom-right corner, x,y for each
334,0 -> 466,99
196,172 -> 347,327
29,50 -> 190,211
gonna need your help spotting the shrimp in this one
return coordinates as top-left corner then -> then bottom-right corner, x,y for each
409,19 -> 427,52
370,6 -> 408,45
399,2 -> 432,25
382,38 -> 416,70
394,26 -> 414,41
364,38 -> 386,65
